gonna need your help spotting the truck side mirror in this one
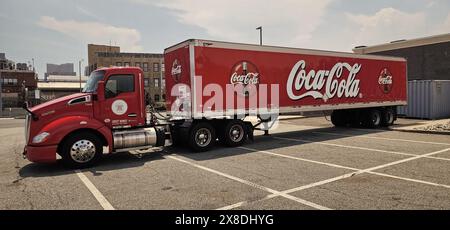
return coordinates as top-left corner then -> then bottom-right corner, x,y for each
97,81 -> 105,101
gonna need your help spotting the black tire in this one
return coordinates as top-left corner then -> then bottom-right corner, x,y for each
222,120 -> 247,147
381,108 -> 395,127
60,131 -> 103,169
331,110 -> 347,127
362,109 -> 382,129
188,122 -> 216,152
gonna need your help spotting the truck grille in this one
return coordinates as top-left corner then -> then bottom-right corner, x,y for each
25,114 -> 31,144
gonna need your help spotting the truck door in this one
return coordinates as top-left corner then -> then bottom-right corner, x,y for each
99,70 -> 145,128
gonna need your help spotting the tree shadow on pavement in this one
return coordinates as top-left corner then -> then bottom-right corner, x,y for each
172,126 -> 390,161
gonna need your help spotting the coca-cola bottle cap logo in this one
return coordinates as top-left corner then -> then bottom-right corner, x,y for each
378,68 -> 393,94
230,61 -> 260,97
171,59 -> 182,82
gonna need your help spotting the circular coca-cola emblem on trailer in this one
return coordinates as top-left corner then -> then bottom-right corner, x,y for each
171,59 -> 182,83
378,68 -> 393,94
230,61 -> 260,97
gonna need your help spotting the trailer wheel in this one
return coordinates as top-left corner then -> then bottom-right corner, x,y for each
331,110 -> 347,127
188,122 -> 216,152
60,131 -> 103,168
362,109 -> 382,129
223,120 -> 247,147
381,108 -> 395,127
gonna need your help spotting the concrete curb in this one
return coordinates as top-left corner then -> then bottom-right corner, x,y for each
388,127 -> 450,135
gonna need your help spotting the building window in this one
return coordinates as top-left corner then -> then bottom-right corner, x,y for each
1,78 -> 17,85
143,62 -> 148,72
162,94 -> 166,100
124,62 -> 130,67
154,94 -> 160,101
154,78 -> 160,87
161,63 -> 165,72
153,62 -> 159,72
161,79 -> 166,89
135,62 -> 141,69
116,62 -> 122,67
144,79 -> 149,87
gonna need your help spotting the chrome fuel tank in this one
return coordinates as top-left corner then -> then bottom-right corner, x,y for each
113,127 -> 165,150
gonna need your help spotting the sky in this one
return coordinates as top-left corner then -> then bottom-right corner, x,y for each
1,0 -> 449,78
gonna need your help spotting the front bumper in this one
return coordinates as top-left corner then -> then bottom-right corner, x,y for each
23,145 -> 57,163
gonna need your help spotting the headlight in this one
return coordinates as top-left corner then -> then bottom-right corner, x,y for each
32,132 -> 50,144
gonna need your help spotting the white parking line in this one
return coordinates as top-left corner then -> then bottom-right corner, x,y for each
75,170 -> 115,210
274,136 -> 415,157
274,136 -> 450,162
218,147 -> 450,210
166,155 -> 331,210
313,131 -> 450,146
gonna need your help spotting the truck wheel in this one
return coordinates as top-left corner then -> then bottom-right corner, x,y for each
188,122 -> 216,152
223,120 -> 247,147
381,108 -> 395,127
60,132 -> 103,168
331,110 -> 346,127
363,109 -> 382,129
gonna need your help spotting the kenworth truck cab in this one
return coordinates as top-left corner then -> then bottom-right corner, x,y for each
23,67 -> 167,168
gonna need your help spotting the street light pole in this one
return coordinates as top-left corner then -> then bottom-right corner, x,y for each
256,26 -> 262,45
79,59 -> 84,92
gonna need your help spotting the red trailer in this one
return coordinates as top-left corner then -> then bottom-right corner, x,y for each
164,39 -> 407,120
22,39 -> 407,168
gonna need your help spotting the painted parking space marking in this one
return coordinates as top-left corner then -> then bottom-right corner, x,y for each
312,131 -> 450,146
274,136 -> 450,162
166,155 -> 331,210
75,170 -> 115,210
217,146 -> 450,210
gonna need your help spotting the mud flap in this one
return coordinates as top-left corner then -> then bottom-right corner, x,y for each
244,122 -> 254,142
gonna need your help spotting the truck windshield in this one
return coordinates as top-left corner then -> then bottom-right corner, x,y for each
82,70 -> 105,93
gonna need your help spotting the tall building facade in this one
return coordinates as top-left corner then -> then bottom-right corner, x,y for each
87,44 -> 165,106
45,63 -> 76,79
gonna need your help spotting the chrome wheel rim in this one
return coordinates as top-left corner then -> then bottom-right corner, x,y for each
229,124 -> 244,143
195,128 -> 212,147
70,140 -> 96,163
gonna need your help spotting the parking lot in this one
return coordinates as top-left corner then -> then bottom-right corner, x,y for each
1,116 -> 450,210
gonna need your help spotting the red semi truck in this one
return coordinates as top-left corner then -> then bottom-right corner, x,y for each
22,39 -> 407,168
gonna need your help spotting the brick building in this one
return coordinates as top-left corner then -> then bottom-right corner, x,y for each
87,44 -> 165,106
0,69 -> 38,107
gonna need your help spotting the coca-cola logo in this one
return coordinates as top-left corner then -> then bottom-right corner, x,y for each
171,59 -> 182,82
287,60 -> 361,102
378,68 -> 393,93
230,61 -> 260,96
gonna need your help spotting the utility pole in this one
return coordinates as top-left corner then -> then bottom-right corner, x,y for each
79,59 -> 84,92
256,26 -> 262,45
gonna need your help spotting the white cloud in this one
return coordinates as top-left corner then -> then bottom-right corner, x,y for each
145,0 -> 332,46
76,6 -> 103,21
37,16 -> 142,51
346,8 -> 427,46
435,13 -> 450,33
